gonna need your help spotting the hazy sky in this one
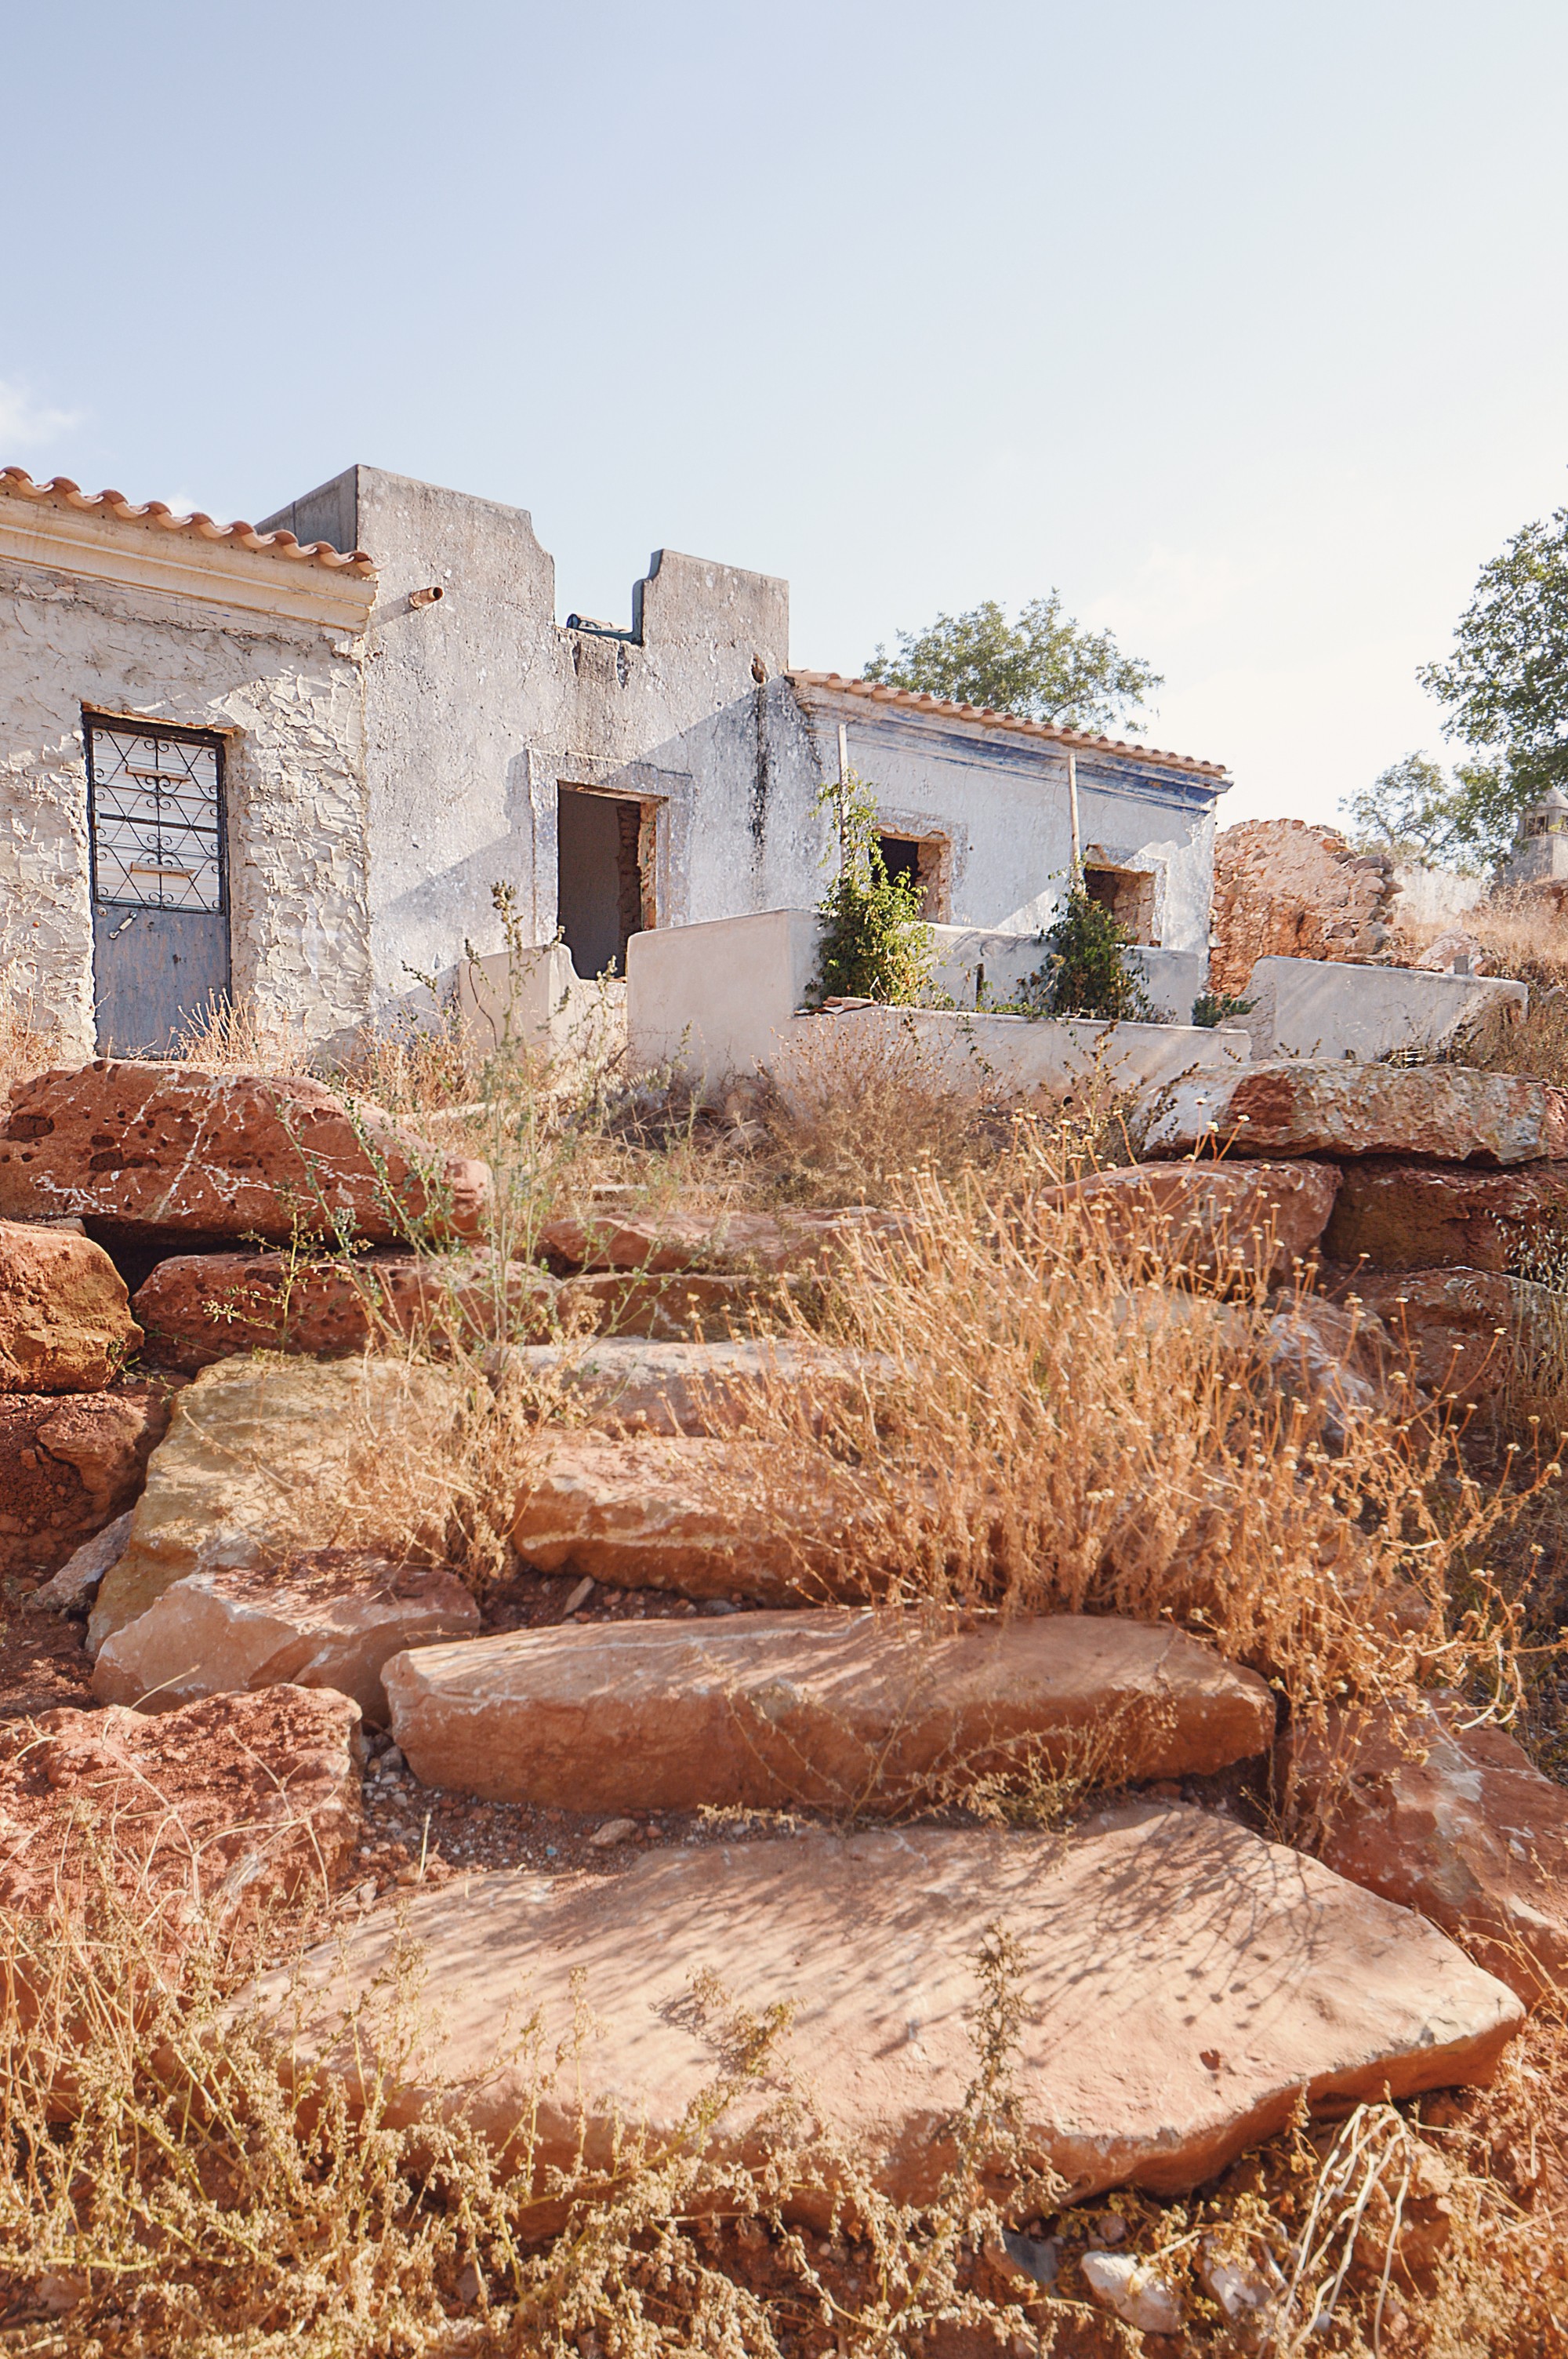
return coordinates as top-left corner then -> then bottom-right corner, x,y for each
6,2 -> 1566,827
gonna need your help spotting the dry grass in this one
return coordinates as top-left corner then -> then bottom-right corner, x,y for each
0,964 -> 60,1098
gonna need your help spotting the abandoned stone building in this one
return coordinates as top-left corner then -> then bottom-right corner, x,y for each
0,460 -> 1230,1058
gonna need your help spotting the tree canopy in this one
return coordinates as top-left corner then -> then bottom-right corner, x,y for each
863,594 -> 1162,735
1341,751 -> 1516,874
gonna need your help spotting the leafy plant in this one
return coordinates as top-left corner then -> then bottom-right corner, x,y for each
1014,887 -> 1154,1022
1191,987 -> 1256,1029
808,771 -> 935,1006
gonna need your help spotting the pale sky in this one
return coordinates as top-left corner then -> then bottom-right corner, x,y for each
7,1 -> 1566,830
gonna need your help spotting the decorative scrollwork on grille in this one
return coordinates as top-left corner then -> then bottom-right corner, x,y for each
87,724 -> 224,912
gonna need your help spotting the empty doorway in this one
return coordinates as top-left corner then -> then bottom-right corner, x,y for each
556,786 -> 652,980
86,717 -> 230,1052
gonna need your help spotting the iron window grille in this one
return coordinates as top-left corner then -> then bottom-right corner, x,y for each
85,718 -> 227,914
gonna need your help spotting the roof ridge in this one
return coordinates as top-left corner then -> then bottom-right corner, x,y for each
786,668 -> 1226,780
0,467 -> 377,578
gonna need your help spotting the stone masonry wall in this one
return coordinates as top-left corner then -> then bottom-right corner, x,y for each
0,560 -> 370,1059
1209,819 -> 1396,997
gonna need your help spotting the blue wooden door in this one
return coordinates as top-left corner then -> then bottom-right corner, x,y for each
87,721 -> 230,1055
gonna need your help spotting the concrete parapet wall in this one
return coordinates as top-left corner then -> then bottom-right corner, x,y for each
1241,955 -> 1526,1063
772,1004 -> 1250,1106
457,942 -> 625,1065
627,907 -> 1241,1099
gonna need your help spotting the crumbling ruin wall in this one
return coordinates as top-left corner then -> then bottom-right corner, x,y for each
1209,820 -> 1396,998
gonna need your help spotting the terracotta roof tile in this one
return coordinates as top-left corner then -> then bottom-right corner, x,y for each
0,467 -> 376,577
787,670 -> 1226,781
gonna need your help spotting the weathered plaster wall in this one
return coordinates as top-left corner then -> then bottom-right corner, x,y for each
0,557 -> 369,1056
263,468 -> 793,1006
782,687 -> 1223,951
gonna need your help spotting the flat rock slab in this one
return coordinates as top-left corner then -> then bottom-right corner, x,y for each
1325,1159 -> 1568,1272
497,1339 -> 877,1436
133,1248 -> 557,1372
1040,1160 -> 1341,1281
0,1219 -> 142,1391
89,1357 -> 464,1653
270,1810 -> 1522,2208
539,1205 -> 911,1275
1136,1062 -> 1568,1168
0,1062 -> 490,1245
0,1685 -> 362,1928
1345,1268 -> 1555,1405
1288,1698 -> 1568,2006
0,1387 -> 172,1585
385,1609 -> 1276,1812
94,1554 -> 478,1724
511,1433 -> 866,1602
558,1271 -> 767,1340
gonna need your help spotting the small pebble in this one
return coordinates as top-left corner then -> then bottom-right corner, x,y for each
590,1817 -> 638,1849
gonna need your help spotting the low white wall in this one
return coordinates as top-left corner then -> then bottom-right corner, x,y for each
628,907 -> 1243,1098
772,1003 -> 1249,1104
458,941 -> 626,1064
1390,862 -> 1486,929
1241,955 -> 1526,1061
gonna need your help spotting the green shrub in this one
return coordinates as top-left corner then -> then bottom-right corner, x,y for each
1191,987 -> 1256,1030
1014,887 -> 1154,1022
808,772 -> 935,1005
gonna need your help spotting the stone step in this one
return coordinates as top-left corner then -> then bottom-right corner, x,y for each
383,1608 -> 1277,1812
0,1060 -> 489,1245
1287,1696 -> 1568,2006
132,1247 -> 557,1371
1135,1060 -> 1568,1167
1326,1158 -> 1568,1270
266,1808 -> 1522,2209
1037,1159 -> 1341,1281
87,1356 -> 465,1652
510,1432 -> 861,1603
93,1555 -> 478,1725
497,1339 -> 876,1435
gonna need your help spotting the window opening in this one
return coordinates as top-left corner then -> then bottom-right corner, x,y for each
876,832 -> 946,920
1083,863 -> 1156,946
86,721 -> 225,912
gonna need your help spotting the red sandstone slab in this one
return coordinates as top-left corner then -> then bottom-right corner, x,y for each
384,1609 -> 1277,1811
1345,1268 -> 1553,1405
539,1205 -> 911,1275
0,1219 -> 142,1391
1325,1159 -> 1568,1271
1288,1698 -> 1568,2005
0,1387 -> 172,1584
0,1062 -> 489,1245
133,1247 -> 556,1371
269,1810 -> 1523,2208
1136,1063 -> 1568,1168
1040,1159 -> 1340,1280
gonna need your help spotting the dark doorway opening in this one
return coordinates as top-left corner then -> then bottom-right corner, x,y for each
557,787 -> 648,979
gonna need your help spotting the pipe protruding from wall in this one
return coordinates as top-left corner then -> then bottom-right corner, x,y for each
408,585 -> 445,609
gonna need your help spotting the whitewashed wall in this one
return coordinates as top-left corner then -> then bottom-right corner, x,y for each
0,557 -> 369,1058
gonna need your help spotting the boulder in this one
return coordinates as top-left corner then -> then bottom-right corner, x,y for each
1287,1698 -> 1568,2005
266,1808 -> 1522,2208
495,1339 -> 877,1436
0,1387 -> 172,1583
132,1247 -> 557,1372
1345,1268 -> 1556,1405
384,1608 -> 1276,1812
1040,1159 -> 1340,1281
539,1205 -> 910,1275
1135,1062 -> 1568,1168
510,1433 -> 864,1603
0,1061 -> 490,1245
93,1554 -> 478,1724
87,1357 -> 464,1654
25,1508 -> 134,1614
0,1685 -> 363,1927
1263,1296 -> 1394,1433
1325,1158 -> 1568,1272
0,1220 -> 142,1390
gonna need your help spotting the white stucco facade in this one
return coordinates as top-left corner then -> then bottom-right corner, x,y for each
1,460 -> 1230,1060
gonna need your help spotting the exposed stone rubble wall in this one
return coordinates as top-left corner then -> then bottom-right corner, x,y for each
1210,820 -> 1396,997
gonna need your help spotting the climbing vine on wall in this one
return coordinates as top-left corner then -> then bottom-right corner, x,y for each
808,772 -> 935,1006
